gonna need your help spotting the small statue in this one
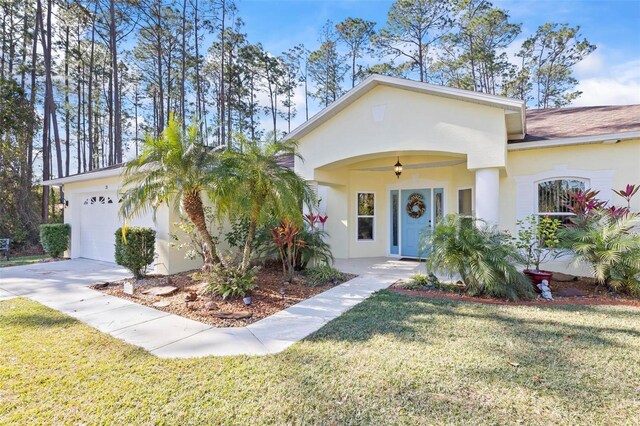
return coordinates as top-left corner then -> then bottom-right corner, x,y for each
537,280 -> 553,300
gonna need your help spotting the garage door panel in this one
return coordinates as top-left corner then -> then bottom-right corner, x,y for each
79,192 -> 119,263
78,191 -> 157,264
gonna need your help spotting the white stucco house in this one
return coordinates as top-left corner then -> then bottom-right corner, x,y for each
44,75 -> 640,276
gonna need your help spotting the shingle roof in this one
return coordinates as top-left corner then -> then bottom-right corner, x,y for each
512,105 -> 640,142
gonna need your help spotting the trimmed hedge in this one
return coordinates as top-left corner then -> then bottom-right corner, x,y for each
114,227 -> 156,279
39,223 -> 71,258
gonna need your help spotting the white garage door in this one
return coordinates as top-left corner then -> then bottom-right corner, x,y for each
79,192 -> 120,262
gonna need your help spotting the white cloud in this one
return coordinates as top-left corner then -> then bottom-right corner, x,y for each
572,78 -> 640,106
572,56 -> 640,106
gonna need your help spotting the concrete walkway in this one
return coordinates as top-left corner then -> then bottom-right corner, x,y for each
0,257 -> 420,358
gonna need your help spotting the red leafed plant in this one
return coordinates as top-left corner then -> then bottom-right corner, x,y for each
566,189 -> 606,220
614,184 -> 639,208
272,219 -> 307,283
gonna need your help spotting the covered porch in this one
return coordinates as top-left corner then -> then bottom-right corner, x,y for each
307,151 -> 502,260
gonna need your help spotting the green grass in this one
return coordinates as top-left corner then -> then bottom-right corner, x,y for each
1,292 -> 639,425
0,255 -> 50,268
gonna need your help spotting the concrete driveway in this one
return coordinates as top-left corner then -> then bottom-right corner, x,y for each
0,258 -> 131,301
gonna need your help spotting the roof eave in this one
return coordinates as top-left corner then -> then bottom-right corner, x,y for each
507,131 -> 640,151
42,165 -> 124,186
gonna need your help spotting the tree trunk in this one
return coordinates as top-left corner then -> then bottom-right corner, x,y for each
182,190 -> 221,267
64,23 -> 70,177
87,0 -> 98,170
180,0 -> 187,130
240,206 -> 260,274
219,0 -> 226,147
110,0 -> 122,164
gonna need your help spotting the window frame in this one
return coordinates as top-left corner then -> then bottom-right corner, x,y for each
356,192 -> 376,242
457,187 -> 474,217
535,177 -> 588,219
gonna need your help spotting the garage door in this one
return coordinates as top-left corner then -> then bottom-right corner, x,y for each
79,192 -> 120,262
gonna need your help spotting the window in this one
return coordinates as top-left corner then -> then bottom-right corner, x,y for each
357,193 -> 375,240
537,179 -> 586,223
434,188 -> 444,223
83,195 -> 114,206
390,191 -> 399,253
458,188 -> 473,217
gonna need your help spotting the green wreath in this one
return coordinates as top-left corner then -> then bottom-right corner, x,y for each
406,193 -> 426,219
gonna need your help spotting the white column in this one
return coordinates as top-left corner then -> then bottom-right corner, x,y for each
475,168 -> 500,225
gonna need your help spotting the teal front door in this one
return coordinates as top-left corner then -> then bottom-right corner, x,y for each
401,189 -> 431,258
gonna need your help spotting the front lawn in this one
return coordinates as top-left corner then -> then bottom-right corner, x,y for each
0,255 -> 51,268
1,292 -> 639,425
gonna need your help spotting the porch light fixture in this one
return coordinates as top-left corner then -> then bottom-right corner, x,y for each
394,157 -> 403,179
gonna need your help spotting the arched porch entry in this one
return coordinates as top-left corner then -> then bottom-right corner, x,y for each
303,151 -> 502,260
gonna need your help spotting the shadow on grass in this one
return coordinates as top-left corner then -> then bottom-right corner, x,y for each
0,298 -> 78,328
311,291 -> 639,344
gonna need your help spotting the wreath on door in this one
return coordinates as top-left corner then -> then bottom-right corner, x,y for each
406,193 -> 426,218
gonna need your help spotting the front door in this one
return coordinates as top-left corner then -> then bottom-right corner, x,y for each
401,189 -> 432,258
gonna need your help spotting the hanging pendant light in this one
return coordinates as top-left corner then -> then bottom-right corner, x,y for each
394,157 -> 403,179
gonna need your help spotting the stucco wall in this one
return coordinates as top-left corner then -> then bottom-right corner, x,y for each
500,138 -> 640,274
296,84 -> 509,181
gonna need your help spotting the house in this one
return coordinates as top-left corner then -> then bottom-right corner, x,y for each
43,75 -> 640,275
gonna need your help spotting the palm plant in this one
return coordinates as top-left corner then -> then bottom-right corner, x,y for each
219,134 -> 315,274
421,214 -> 534,301
119,117 -> 222,268
560,210 -> 640,294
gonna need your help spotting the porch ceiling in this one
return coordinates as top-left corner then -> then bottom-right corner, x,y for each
316,151 -> 467,170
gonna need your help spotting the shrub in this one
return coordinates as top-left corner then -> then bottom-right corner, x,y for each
298,228 -> 334,269
39,223 -> 71,258
401,273 -> 430,290
560,210 -> 640,296
559,184 -> 640,297
204,264 -> 257,299
420,215 -> 534,301
515,214 -> 562,271
255,221 -> 334,271
305,264 -> 344,286
114,227 -> 156,279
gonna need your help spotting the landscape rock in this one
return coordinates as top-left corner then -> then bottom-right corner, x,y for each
204,301 -> 217,311
556,287 -> 588,297
212,310 -> 252,320
552,272 -> 578,282
152,301 -> 171,308
184,291 -> 198,302
123,282 -> 135,295
141,286 -> 178,296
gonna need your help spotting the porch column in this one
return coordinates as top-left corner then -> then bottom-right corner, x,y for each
475,168 -> 500,225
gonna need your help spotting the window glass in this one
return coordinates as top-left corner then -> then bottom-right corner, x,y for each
538,179 -> 586,224
458,189 -> 472,216
357,193 -> 375,216
391,192 -> 398,247
434,188 -> 443,223
357,193 -> 374,240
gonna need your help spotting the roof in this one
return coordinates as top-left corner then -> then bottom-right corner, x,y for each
43,163 -> 124,186
286,74 -> 526,142
44,154 -> 295,187
515,105 -> 640,142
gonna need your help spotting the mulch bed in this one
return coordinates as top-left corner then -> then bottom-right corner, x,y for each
92,265 -> 355,327
391,276 -> 640,307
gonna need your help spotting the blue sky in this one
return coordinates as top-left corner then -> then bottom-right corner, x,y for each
236,0 -> 640,120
